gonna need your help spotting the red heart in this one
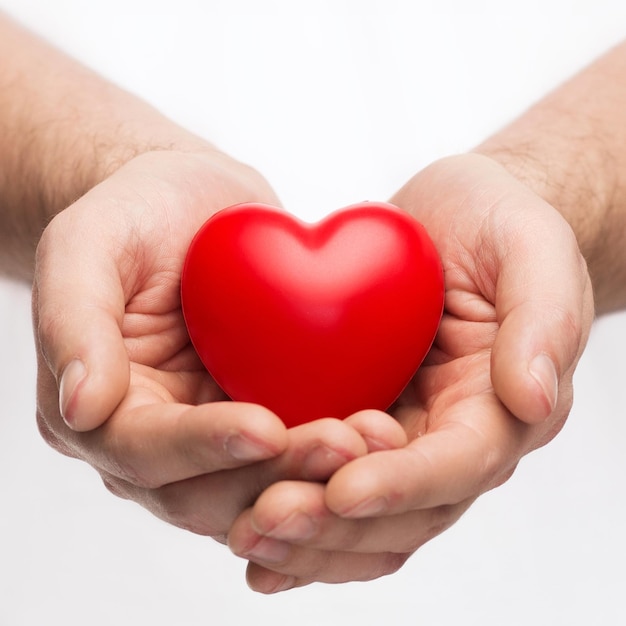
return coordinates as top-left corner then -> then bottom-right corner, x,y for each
181,202 -> 444,428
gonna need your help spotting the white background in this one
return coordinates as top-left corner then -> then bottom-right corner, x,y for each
1,1 -> 626,624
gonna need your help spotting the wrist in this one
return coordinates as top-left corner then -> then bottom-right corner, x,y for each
2,113 -> 211,281
475,111 -> 619,314
30,89 -> 214,219
473,42 -> 626,315
475,115 -> 613,256
0,14 -> 213,280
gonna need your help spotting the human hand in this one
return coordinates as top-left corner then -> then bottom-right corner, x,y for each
33,148 -> 408,537
227,153 -> 595,592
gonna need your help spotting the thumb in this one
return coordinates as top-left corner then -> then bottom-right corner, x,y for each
490,211 -> 594,425
33,221 -> 129,432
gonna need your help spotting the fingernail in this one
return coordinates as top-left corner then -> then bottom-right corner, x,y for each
225,434 -> 273,461
528,353 -> 558,416
59,359 -> 87,427
268,511 -> 318,541
246,537 -> 290,564
342,496 -> 389,518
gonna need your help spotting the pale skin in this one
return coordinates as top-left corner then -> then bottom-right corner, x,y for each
228,154 -> 594,590
228,43 -> 626,591
2,12 -> 623,593
3,14 -> 406,542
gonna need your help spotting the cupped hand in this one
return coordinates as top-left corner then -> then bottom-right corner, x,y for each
227,153 -> 595,592
33,149 -> 406,538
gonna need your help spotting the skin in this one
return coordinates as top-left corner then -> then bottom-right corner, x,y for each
1,14 -> 405,547
2,11 -> 624,594
34,151 -> 410,542
228,154 -> 594,591
228,42 -> 626,591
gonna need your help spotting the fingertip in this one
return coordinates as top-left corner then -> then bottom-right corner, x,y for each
281,418 -> 370,482
229,402 -> 289,454
288,417 -> 370,456
489,290 -> 584,425
59,331 -> 130,432
344,409 -> 409,451
324,453 -> 390,517
491,350 -> 555,426
491,314 -> 565,426
62,362 -> 130,432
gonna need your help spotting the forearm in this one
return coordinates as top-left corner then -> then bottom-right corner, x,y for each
476,41 -> 626,315
0,14 -> 209,281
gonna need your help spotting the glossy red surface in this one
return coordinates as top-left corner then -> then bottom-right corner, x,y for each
181,202 -> 444,427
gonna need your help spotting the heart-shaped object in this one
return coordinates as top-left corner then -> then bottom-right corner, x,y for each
181,202 -> 444,428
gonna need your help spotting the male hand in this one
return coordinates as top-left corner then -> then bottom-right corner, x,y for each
33,149 -> 406,539
227,154 -> 594,592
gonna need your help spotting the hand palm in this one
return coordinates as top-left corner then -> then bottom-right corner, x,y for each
35,149 -> 387,545
375,153 -> 589,499
231,154 -> 593,592
327,153 -> 592,525
35,149 -> 283,482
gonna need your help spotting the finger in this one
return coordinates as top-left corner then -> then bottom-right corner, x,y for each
108,417 -> 369,536
326,389 -> 528,518
245,551 -> 411,593
231,480 -> 471,554
392,154 -> 594,425
343,409 -> 408,451
34,209 -> 129,432
245,549 -> 410,592
228,508 -> 410,592
489,182 -> 594,424
81,400 -> 289,488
